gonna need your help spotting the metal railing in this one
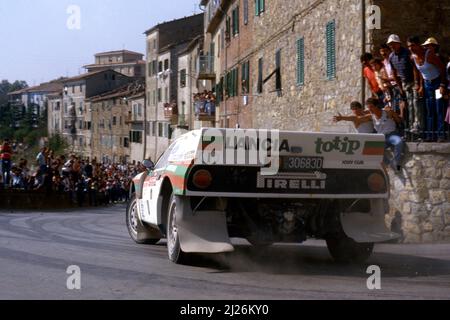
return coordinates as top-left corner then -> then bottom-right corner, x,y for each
197,55 -> 214,77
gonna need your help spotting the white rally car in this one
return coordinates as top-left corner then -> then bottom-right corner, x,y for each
126,129 -> 399,264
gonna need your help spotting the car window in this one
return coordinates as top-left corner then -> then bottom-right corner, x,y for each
154,144 -> 175,170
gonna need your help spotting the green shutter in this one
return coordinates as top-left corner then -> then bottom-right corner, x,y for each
255,0 -> 259,16
326,20 -> 336,80
297,38 -> 305,85
236,6 -> 240,34
260,0 -> 265,13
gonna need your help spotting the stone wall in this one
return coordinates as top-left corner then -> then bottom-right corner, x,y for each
386,143 -> 450,243
251,0 -> 366,132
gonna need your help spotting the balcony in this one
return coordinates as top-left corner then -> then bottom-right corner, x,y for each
196,55 -> 215,80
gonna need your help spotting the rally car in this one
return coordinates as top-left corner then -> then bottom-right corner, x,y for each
126,129 -> 399,264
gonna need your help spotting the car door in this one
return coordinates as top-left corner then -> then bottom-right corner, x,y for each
141,145 -> 174,226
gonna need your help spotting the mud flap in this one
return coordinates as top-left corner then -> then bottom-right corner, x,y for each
136,199 -> 163,241
175,196 -> 234,254
341,199 -> 400,243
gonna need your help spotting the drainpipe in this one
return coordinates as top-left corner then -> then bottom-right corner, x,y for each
361,0 -> 367,104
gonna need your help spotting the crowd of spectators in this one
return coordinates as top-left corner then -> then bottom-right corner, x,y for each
335,34 -> 450,173
357,34 -> 449,143
194,90 -> 216,119
1,142 -> 148,207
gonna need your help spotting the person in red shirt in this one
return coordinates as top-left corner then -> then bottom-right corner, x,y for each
361,53 -> 384,106
1,139 -> 13,187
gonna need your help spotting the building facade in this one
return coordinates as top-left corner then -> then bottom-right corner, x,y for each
47,92 -> 63,137
144,14 -> 204,159
83,50 -> 146,78
202,0 -> 255,129
61,70 -> 132,157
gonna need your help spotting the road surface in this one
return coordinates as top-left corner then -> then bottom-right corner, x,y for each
0,205 -> 449,300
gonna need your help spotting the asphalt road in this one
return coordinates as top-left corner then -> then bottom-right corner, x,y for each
0,205 -> 449,300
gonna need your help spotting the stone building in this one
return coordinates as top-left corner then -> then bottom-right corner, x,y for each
128,90 -> 146,163
83,50 -> 146,78
88,82 -> 144,164
144,14 -> 204,160
61,70 -> 132,157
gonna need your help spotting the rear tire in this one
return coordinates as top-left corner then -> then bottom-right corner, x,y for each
126,194 -> 160,245
167,194 -> 190,264
326,236 -> 374,264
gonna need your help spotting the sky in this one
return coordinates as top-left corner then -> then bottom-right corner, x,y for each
0,0 -> 202,86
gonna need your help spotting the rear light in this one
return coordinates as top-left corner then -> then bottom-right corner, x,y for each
192,170 -> 213,189
368,173 -> 386,193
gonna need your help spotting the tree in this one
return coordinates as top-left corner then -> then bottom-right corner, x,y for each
0,80 -> 28,106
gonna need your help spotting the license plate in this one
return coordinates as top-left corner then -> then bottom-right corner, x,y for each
280,156 -> 324,172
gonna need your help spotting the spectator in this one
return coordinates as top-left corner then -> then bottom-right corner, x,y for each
36,147 -> 48,174
387,34 -> 423,135
333,101 -> 375,133
408,36 -> 448,142
361,53 -> 383,103
1,139 -> 13,188
380,44 -> 402,109
366,98 -> 405,172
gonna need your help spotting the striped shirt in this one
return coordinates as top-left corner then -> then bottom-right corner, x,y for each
389,47 -> 415,84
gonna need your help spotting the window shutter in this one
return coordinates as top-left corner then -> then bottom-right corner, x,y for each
297,38 -> 305,85
257,58 -> 263,93
244,0 -> 249,25
255,0 -> 259,16
236,6 -> 240,35
260,0 -> 265,13
326,20 -> 336,80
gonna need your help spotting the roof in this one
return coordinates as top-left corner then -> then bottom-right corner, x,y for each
83,60 -> 146,69
8,78 -> 66,95
144,13 -> 203,35
178,35 -> 203,56
87,81 -> 145,103
94,50 -> 144,57
61,69 -> 128,84
144,14 -> 204,55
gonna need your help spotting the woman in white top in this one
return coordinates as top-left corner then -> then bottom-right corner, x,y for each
408,36 -> 447,142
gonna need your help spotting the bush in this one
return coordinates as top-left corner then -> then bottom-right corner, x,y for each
48,134 -> 69,155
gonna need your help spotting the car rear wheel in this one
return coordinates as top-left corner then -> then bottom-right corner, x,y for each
167,194 -> 190,264
326,236 -> 374,264
126,195 -> 160,245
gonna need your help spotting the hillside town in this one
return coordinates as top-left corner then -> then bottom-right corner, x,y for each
0,0 -> 447,165
1,0 -> 450,302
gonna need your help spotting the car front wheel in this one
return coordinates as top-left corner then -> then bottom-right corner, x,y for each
167,194 -> 190,264
126,194 -> 160,245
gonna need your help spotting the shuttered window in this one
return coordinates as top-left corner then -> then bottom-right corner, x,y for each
243,0 -> 249,25
255,0 -> 265,16
326,20 -> 336,80
275,50 -> 282,94
257,57 -> 263,94
296,38 -> 305,86
232,6 -> 240,36
241,61 -> 250,94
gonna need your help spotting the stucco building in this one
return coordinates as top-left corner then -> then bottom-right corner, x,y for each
83,50 -> 146,78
